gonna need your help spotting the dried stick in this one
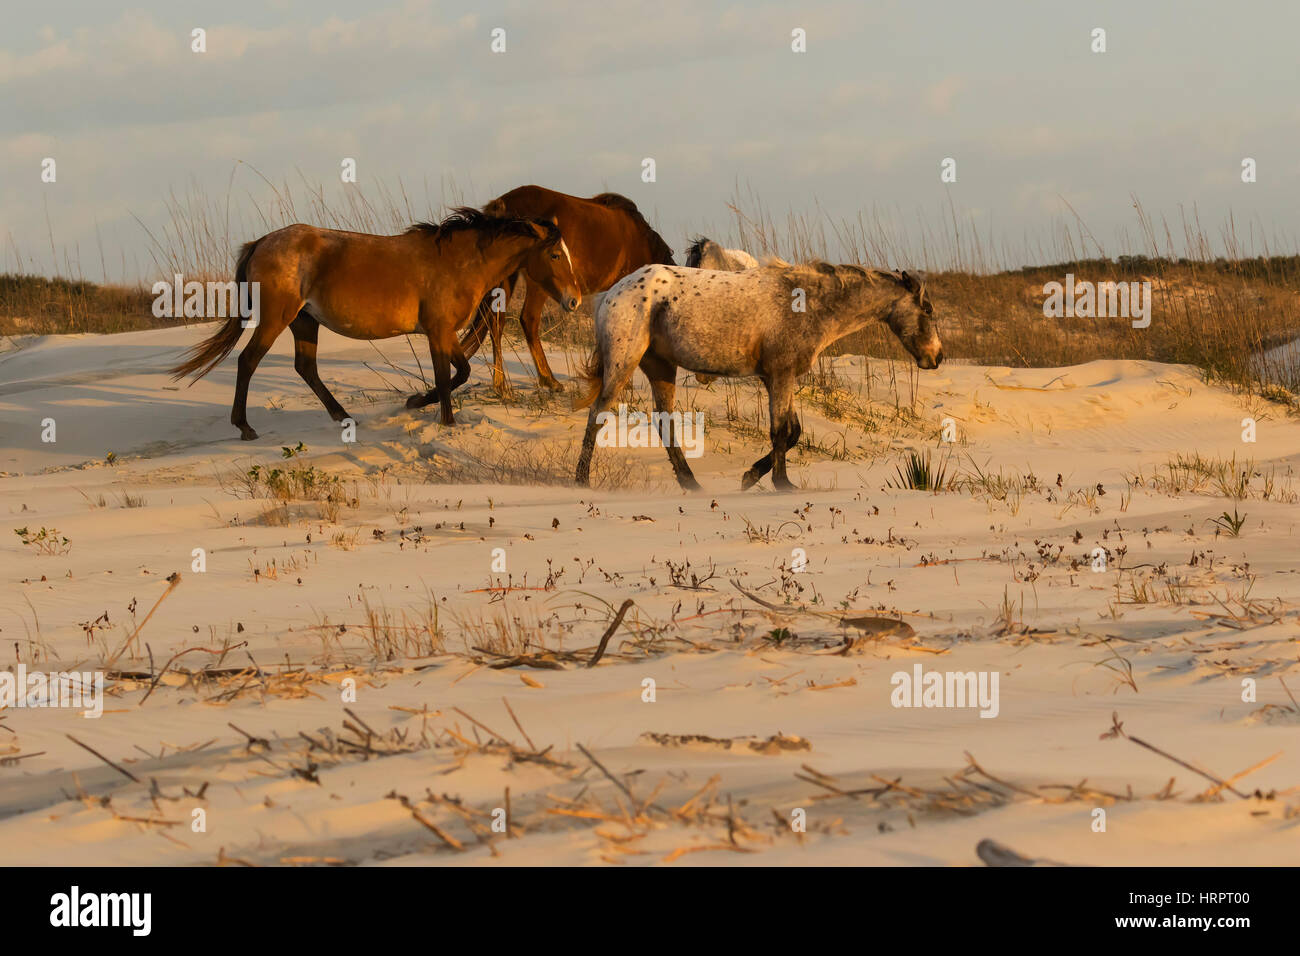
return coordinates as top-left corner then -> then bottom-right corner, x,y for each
1105,712 -> 1246,798
450,706 -> 514,747
66,734 -> 141,784
576,742 -> 666,815
587,599 -> 634,667
123,572 -> 182,655
501,697 -> 537,752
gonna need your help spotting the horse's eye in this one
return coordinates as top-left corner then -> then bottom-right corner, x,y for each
551,252 -> 560,260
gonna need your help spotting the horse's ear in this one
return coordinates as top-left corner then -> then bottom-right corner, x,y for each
548,215 -> 559,226
900,270 -> 923,293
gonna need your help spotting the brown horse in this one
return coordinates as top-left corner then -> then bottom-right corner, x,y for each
170,208 -> 581,439
459,185 -> 674,392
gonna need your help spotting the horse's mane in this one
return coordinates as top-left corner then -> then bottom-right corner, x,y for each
766,259 -> 888,312
407,207 -> 559,246
590,192 -> 638,214
766,258 -> 902,284
591,193 -> 675,265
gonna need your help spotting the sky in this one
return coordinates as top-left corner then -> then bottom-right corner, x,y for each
3,0 -> 1299,281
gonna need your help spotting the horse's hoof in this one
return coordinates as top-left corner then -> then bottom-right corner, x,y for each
406,394 -> 429,410
740,471 -> 759,491
679,479 -> 703,492
239,428 -> 259,442
773,478 -> 796,492
540,378 -> 565,392
331,409 -> 351,423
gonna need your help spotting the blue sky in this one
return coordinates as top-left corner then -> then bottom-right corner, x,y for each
3,0 -> 1298,280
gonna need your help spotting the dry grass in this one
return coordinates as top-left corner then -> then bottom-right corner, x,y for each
6,175 -> 1299,400
0,274 -> 157,336
711,189 -> 1300,396
421,434 -> 650,490
1126,453 -> 1298,502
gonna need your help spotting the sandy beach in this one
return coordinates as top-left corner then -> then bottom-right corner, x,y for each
2,323 -> 1296,866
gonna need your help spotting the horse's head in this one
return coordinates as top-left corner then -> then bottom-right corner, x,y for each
523,217 -> 581,312
883,271 -> 943,369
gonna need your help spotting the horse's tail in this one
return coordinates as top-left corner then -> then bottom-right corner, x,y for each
571,346 -> 604,411
169,237 -> 262,382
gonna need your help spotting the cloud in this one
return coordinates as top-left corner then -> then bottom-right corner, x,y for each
3,1 -> 1298,278
924,76 -> 964,115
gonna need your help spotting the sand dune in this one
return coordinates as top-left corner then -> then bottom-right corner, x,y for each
1,323 -> 1297,866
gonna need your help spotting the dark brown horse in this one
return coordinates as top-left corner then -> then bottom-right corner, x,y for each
170,208 -> 581,439
459,185 -> 674,392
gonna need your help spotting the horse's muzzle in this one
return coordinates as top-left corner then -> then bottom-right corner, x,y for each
918,351 -> 943,370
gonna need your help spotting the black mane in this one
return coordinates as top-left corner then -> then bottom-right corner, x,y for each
407,207 -> 559,247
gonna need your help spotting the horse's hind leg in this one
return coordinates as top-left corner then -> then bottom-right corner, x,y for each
575,352 -> 641,487
640,354 -> 701,491
231,296 -> 298,441
290,312 -> 350,423
519,283 -> 563,391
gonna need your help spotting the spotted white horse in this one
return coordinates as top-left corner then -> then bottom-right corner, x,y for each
574,259 -> 943,491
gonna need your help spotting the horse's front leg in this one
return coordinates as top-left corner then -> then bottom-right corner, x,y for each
741,454 -> 772,490
406,341 -> 471,409
406,314 -> 460,425
433,344 -> 455,425
449,342 -> 471,392
520,284 -> 563,391
744,372 -> 798,491
769,413 -> 801,491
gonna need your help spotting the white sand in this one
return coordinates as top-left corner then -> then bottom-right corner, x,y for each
1,323 -> 1297,866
